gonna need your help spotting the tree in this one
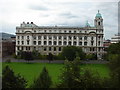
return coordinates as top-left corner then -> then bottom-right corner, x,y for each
108,54 -> 120,88
61,46 -> 85,61
47,53 -> 53,63
24,52 -> 33,62
57,56 -> 81,88
107,42 -> 120,88
80,68 -> 103,88
107,42 -> 120,55
31,67 -> 52,88
2,66 -> 27,88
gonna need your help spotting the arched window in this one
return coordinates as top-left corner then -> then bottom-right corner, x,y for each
68,41 -> 71,45
63,41 -> 67,45
98,22 -> 100,25
49,41 -> 52,45
44,41 -> 47,45
73,41 -> 77,45
84,36 -> 87,40
59,41 -> 62,45
38,41 -> 41,45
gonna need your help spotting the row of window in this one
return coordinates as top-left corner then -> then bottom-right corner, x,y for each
17,30 -> 88,33
17,46 -> 102,52
17,41 -> 88,46
17,46 -> 62,51
17,40 -> 102,46
18,36 -> 99,40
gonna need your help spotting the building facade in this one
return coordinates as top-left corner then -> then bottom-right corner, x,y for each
16,11 -> 104,59
111,33 -> 120,43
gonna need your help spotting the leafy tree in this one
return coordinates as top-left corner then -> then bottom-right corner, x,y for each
61,46 -> 85,61
47,53 -> 53,63
107,42 -> 120,55
31,67 -> 52,88
24,52 -> 33,62
57,56 -> 81,88
31,50 -> 40,60
2,66 -> 27,88
80,68 -> 103,88
108,54 -> 120,88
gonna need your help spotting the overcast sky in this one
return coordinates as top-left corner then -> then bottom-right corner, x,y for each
0,0 -> 119,39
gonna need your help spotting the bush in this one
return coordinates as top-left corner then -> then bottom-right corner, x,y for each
5,59 -> 11,63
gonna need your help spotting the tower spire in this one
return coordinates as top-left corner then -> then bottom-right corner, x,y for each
98,10 -> 99,13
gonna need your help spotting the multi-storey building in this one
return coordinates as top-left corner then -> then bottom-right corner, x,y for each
16,11 -> 104,59
111,33 -> 120,43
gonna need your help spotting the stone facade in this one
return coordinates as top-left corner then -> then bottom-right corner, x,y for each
16,11 -> 104,59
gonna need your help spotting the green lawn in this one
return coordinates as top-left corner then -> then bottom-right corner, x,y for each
2,62 -> 110,87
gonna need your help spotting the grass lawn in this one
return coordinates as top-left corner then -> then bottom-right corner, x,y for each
2,62 -> 110,87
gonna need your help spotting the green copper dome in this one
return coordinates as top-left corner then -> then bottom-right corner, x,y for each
85,21 -> 90,27
96,10 -> 102,18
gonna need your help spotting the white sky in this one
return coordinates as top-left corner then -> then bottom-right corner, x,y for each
0,0 -> 119,39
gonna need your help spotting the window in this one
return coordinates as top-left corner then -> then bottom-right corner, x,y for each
49,47 -> 51,51
73,36 -> 76,39
69,36 -> 71,40
38,36 -> 41,39
91,41 -> 94,46
38,41 -> 41,45
84,36 -> 87,40
63,41 -> 67,45
59,36 -> 62,39
44,47 -> 46,51
74,30 -> 76,33
22,36 -> 24,39
59,41 -> 62,45
68,41 -> 71,45
49,41 -> 52,45
64,30 -> 66,33
18,36 -> 20,39
17,47 -> 20,50
98,41 -> 100,46
27,36 -> 29,39
98,22 -> 100,25
27,40 -> 29,45
54,47 -> 56,51
49,36 -> 52,39
33,41 -> 36,45
64,36 -> 66,40
69,31 -> 71,33
21,47 -> 23,50
59,47 -> 61,51
91,37 -> 94,40
33,36 -> 36,39
85,31 -> 87,33
80,31 -> 82,33
44,41 -> 47,45
53,36 -> 57,39
18,41 -> 20,45
44,30 -> 46,33
54,41 -> 57,45
44,36 -> 47,39
22,41 -> 24,45
79,42 -> 82,45
84,42 -> 87,46
79,36 -> 82,40
73,41 -> 77,45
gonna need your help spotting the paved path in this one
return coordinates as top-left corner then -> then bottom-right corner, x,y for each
2,56 -> 109,64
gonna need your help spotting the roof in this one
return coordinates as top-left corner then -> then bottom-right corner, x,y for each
96,10 -> 102,18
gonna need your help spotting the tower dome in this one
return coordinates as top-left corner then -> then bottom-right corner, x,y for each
96,10 -> 102,18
